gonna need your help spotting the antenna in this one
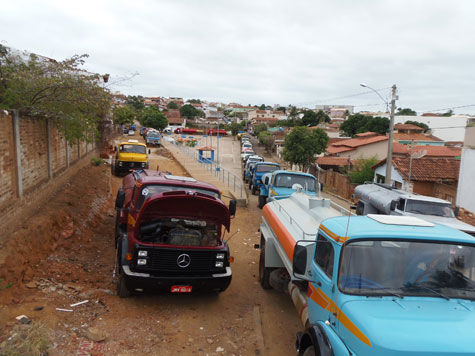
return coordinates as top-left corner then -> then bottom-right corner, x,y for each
344,208 -> 352,239
225,228 -> 241,243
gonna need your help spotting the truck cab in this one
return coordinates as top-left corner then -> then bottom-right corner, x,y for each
114,170 -> 236,297
355,183 -> 475,236
249,162 -> 280,195
258,170 -> 318,208
145,130 -> 161,147
259,193 -> 475,356
112,140 -> 150,176
243,155 -> 264,183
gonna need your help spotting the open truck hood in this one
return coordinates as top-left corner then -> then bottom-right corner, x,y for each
137,191 -> 231,231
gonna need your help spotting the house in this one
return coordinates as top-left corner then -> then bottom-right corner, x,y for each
393,123 -> 444,146
373,157 -> 460,203
325,132 -> 389,160
316,156 -> 353,173
247,110 -> 286,122
392,143 -> 462,159
164,109 -> 185,131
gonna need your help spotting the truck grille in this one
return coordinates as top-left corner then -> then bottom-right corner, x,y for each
135,248 -> 224,274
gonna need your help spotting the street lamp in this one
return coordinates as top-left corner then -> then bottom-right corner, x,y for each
359,83 -> 397,185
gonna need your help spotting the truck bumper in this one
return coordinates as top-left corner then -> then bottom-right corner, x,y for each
116,162 -> 148,173
121,265 -> 232,293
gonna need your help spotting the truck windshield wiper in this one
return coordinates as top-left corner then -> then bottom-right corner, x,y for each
403,284 -> 450,300
365,287 -> 404,299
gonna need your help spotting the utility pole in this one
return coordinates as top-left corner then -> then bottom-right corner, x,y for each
385,84 -> 397,185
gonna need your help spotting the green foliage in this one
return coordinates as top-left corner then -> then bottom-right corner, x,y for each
113,105 -> 135,126
276,106 -> 287,112
0,321 -> 50,356
185,140 -> 197,147
90,157 -> 104,166
126,95 -> 144,111
349,156 -> 378,183
239,120 -> 247,128
340,114 -> 389,136
288,106 -> 299,122
0,277 -> 12,290
167,101 -> 178,109
253,123 -> 268,136
396,107 -> 417,116
301,110 -> 330,126
188,99 -> 201,104
259,104 -> 266,110
441,109 -> 453,117
0,45 -> 112,142
405,120 -> 429,132
229,122 -> 240,136
283,127 -> 329,169
180,104 -> 200,120
140,107 -> 168,130
258,131 -> 274,152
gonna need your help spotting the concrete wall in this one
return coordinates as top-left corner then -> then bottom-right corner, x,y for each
337,140 -> 388,160
0,110 -> 97,216
456,147 -> 475,212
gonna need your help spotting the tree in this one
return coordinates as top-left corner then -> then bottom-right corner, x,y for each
180,104 -> 200,120
288,106 -> 299,122
396,107 -> 417,116
405,120 -> 429,132
229,122 -> 240,136
301,110 -> 319,126
113,105 -> 135,126
366,116 -> 389,135
259,104 -> 266,110
253,123 -> 268,136
340,114 -> 389,136
276,106 -> 287,112
0,45 -> 111,142
441,109 -> 453,117
188,99 -> 201,104
126,95 -> 144,111
140,106 -> 168,130
258,131 -> 274,153
283,127 -> 329,170
167,101 -> 178,109
349,156 -> 378,183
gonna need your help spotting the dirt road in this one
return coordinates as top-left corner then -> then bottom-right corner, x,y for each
0,132 -> 301,356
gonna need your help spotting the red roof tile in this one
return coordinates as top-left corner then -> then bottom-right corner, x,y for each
355,131 -> 379,137
394,123 -> 424,131
394,133 -> 443,142
332,135 -> 388,148
392,157 -> 460,181
316,156 -> 353,166
411,145 -> 461,158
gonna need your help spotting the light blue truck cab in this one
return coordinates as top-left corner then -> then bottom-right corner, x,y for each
291,215 -> 475,356
146,131 -> 161,147
243,156 -> 264,183
249,162 -> 280,196
258,170 -> 318,209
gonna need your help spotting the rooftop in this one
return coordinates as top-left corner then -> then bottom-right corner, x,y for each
391,157 -> 460,181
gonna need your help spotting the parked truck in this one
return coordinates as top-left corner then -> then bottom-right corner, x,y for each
249,162 -> 280,195
146,130 -> 161,147
114,169 -> 236,297
259,191 -> 475,355
258,170 -> 319,208
354,183 -> 475,236
112,139 -> 150,176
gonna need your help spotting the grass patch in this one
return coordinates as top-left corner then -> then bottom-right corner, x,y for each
0,321 -> 50,356
0,278 -> 12,290
91,157 -> 104,166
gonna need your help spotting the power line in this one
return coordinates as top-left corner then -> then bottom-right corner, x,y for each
417,104 -> 475,114
291,87 -> 392,107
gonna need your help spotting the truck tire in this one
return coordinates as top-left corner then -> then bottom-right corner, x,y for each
251,185 -> 257,195
249,181 -> 252,190
117,271 -> 131,298
259,248 -> 274,289
258,195 -> 266,209
302,346 -> 316,356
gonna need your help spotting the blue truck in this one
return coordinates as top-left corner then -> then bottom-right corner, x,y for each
146,131 -> 161,147
257,170 -> 318,208
249,162 -> 280,196
259,192 -> 475,356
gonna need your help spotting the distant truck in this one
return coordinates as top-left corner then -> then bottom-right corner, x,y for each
130,124 -> 137,131
258,170 -> 319,208
112,139 -> 150,176
355,183 -> 475,236
146,131 -> 161,147
259,192 -> 475,355
114,170 -> 237,297
249,162 -> 280,195
243,155 -> 264,183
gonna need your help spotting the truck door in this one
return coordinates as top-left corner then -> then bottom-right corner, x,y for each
308,234 -> 337,326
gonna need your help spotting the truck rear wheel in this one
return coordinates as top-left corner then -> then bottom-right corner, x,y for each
258,195 -> 266,209
259,248 -> 274,289
251,185 -> 257,195
302,346 -> 316,356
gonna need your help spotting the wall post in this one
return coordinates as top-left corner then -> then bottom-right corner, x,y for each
12,110 -> 23,199
46,119 -> 53,179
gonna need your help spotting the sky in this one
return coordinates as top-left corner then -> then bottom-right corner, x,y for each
2,0 -> 475,114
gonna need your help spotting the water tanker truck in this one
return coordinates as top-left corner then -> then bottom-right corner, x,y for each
258,191 -> 475,355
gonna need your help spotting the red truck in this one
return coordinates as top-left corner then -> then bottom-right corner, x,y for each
114,170 -> 236,297
207,129 -> 227,136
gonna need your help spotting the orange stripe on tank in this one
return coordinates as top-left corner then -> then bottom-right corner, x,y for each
262,204 -> 296,262
308,284 -> 371,347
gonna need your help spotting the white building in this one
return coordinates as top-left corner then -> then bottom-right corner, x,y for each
456,123 -> 475,212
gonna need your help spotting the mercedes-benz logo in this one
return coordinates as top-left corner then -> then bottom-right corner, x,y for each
177,254 -> 191,268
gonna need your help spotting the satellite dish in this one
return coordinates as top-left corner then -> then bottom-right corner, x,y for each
412,149 -> 427,159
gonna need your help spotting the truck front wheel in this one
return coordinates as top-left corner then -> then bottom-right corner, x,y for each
258,195 -> 266,209
302,346 -> 316,356
259,248 -> 274,289
251,185 -> 258,195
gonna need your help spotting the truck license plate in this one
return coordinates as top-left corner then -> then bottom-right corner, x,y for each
171,286 -> 192,293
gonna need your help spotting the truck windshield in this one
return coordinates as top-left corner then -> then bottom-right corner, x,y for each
138,217 -> 220,246
148,134 -> 159,138
120,144 -> 146,154
339,240 -> 475,300
405,199 -> 454,217
255,164 -> 279,173
137,185 -> 220,209
274,174 -> 317,192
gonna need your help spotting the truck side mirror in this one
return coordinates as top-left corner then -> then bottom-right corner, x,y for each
114,146 -> 117,152
292,240 -> 316,282
390,200 -> 397,211
148,149 -> 151,154
264,177 -> 269,185
115,190 -> 126,210
229,199 -> 237,218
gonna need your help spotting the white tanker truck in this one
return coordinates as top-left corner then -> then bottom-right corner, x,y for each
354,183 -> 475,236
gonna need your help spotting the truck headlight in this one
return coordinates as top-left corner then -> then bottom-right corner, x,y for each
141,162 -> 146,167
216,253 -> 225,260
215,261 -> 224,268
118,162 -> 123,166
138,250 -> 148,257
137,259 -> 147,265
257,180 -> 262,184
